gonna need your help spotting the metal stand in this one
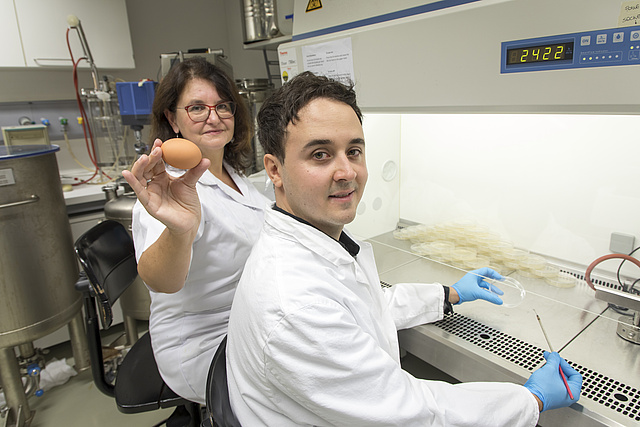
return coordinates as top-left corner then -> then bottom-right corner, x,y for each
617,312 -> 640,344
123,315 -> 139,346
0,347 -> 33,427
68,312 -> 90,371
593,283 -> 640,344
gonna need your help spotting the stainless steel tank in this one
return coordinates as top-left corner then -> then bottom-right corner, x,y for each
0,145 -> 81,348
237,78 -> 275,174
241,0 -> 282,43
102,182 -> 150,323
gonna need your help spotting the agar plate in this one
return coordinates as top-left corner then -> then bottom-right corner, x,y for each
489,276 -> 526,308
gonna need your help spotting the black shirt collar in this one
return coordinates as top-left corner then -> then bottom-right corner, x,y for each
272,204 -> 360,257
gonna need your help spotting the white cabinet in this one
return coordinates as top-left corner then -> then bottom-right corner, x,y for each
0,0 -> 26,67
2,0 -> 135,69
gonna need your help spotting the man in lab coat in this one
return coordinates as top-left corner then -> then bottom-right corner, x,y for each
226,71 -> 582,426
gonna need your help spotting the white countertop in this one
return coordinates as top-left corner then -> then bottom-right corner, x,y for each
60,168 -> 274,207
62,183 -> 108,206
60,168 -> 120,207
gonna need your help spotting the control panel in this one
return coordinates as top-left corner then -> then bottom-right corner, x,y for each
501,25 -> 640,73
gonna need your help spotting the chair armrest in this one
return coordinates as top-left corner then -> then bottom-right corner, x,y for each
75,277 -> 92,294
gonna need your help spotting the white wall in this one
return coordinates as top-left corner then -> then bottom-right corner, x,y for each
398,113 -> 640,275
348,114 -> 402,240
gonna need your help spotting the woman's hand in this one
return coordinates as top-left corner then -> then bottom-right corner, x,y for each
122,139 -> 211,235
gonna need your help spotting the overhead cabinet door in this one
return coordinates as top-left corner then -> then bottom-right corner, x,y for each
0,0 -> 27,67
13,0 -> 135,69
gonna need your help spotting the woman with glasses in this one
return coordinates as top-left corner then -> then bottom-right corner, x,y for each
122,56 -> 270,406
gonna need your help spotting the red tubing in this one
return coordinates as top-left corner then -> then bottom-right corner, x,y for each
585,254 -> 640,290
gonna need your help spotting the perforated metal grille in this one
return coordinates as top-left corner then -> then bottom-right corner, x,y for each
560,268 -> 624,291
434,313 -> 640,422
435,313 -> 542,371
573,362 -> 640,421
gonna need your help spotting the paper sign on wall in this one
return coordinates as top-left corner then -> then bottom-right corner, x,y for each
302,38 -> 355,85
619,1 -> 640,26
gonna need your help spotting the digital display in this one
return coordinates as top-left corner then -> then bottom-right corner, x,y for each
506,42 -> 574,66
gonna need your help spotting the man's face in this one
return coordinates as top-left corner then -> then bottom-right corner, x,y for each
265,98 -> 367,240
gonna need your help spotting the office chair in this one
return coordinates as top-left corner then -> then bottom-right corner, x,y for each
74,219 -> 201,426
203,336 -> 241,427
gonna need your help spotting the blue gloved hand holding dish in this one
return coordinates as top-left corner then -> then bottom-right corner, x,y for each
451,267 -> 504,305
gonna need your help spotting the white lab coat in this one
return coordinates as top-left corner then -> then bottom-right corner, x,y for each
227,207 -> 539,426
132,163 -> 269,404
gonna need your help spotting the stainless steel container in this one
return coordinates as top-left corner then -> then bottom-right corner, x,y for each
103,182 -> 150,322
237,78 -> 275,173
0,145 -> 81,348
241,0 -> 282,43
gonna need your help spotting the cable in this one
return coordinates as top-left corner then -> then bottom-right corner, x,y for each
616,245 -> 640,292
585,253 -> 640,291
63,129 -> 94,172
66,27 -> 116,185
67,28 -> 98,168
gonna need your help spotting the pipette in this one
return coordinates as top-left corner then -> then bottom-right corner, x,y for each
533,310 -> 574,400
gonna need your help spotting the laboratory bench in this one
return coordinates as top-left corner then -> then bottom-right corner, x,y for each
63,181 -> 108,213
368,231 -> 640,427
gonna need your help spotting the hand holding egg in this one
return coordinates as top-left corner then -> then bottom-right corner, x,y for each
122,138 -> 209,233
161,138 -> 203,169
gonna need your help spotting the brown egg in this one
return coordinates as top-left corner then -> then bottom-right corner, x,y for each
161,138 -> 202,169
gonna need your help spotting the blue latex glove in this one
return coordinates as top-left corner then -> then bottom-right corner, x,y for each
524,351 -> 582,411
451,267 -> 504,305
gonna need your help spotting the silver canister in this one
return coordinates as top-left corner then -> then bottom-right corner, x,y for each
237,78 -> 275,174
242,0 -> 282,43
0,145 -> 81,348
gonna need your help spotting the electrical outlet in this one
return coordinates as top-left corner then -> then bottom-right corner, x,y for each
610,232 -> 635,254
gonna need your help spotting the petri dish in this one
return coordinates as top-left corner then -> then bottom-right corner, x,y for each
490,240 -> 515,261
502,248 -> 529,270
410,242 -> 427,255
520,254 -> 547,271
465,255 -> 491,270
473,232 -> 501,252
393,228 -> 410,240
409,224 -> 431,243
487,264 -> 505,275
428,241 -> 455,262
418,225 -> 439,242
545,272 -> 576,288
447,229 -> 467,243
534,265 -> 560,279
517,269 -> 538,278
488,276 -> 526,308
403,225 -> 421,241
451,247 -> 477,262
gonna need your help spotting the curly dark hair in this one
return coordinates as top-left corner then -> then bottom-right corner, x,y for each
150,56 -> 252,174
257,72 -> 362,162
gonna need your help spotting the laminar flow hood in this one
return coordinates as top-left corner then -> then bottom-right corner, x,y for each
279,0 -> 640,114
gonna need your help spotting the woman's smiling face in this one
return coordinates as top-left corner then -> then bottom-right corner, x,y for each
165,78 -> 235,159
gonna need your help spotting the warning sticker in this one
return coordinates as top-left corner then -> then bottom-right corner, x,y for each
278,49 -> 299,84
306,0 -> 322,12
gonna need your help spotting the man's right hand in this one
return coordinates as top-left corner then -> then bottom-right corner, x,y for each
524,351 -> 582,411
